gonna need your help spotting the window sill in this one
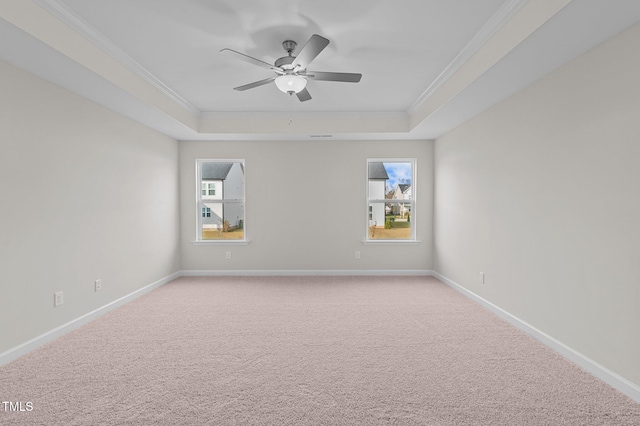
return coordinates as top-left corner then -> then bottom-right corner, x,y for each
361,240 -> 421,246
191,240 -> 250,246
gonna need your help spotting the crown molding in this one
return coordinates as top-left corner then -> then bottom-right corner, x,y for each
34,0 -> 200,116
200,110 -> 409,120
408,0 -> 528,113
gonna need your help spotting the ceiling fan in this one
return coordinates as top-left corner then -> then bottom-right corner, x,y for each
221,34 -> 362,102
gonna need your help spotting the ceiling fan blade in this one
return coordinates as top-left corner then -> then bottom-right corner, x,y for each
296,87 -> 312,102
291,34 -> 329,69
233,77 -> 276,91
221,48 -> 280,72
306,71 -> 362,83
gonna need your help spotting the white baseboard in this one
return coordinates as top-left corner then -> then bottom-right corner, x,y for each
180,269 -> 434,277
8,268 -> 637,405
0,271 -> 181,367
432,271 -> 640,404
0,269 -> 430,366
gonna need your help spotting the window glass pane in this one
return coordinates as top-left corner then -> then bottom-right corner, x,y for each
200,202 -> 244,240
367,160 -> 414,240
368,202 -> 412,240
381,162 -> 412,200
198,160 -> 245,241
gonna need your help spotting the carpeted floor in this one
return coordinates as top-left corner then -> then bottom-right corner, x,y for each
1,275 -> 639,425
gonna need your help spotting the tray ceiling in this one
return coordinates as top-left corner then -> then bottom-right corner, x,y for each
0,0 -> 639,140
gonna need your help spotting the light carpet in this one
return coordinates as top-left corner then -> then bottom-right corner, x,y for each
1,276 -> 639,425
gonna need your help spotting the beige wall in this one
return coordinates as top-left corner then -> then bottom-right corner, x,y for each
4,15 -> 637,397
0,59 -> 181,354
179,139 -> 433,272
434,23 -> 640,386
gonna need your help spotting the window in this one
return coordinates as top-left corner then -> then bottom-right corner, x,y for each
201,182 -> 216,196
366,159 -> 416,241
196,160 -> 245,241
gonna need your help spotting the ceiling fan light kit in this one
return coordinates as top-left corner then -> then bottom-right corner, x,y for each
275,74 -> 307,94
221,34 -> 362,102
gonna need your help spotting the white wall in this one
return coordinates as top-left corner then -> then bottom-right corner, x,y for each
180,139 -> 433,272
0,59 -> 181,354
434,23 -> 640,387
368,180 -> 386,228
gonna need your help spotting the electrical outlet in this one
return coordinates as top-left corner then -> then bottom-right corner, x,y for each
479,272 -> 485,284
226,251 -> 232,259
95,279 -> 102,292
54,291 -> 63,307
355,251 -> 361,259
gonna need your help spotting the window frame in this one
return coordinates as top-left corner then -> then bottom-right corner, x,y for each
194,159 -> 247,244
365,158 -> 417,243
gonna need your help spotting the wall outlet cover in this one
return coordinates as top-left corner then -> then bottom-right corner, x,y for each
54,291 -> 63,307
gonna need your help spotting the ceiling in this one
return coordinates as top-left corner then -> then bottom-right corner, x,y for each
0,0 -> 639,141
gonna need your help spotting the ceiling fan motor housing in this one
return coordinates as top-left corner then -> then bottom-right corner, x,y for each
276,40 -> 298,70
275,55 -> 296,70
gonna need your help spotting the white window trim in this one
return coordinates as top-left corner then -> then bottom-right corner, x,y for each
193,159 -> 247,244
192,240 -> 250,246
364,158 -> 419,244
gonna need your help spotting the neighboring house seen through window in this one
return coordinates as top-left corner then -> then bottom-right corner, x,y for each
367,159 -> 415,241
196,159 -> 245,241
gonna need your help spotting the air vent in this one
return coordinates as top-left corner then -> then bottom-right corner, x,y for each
310,134 -> 333,138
